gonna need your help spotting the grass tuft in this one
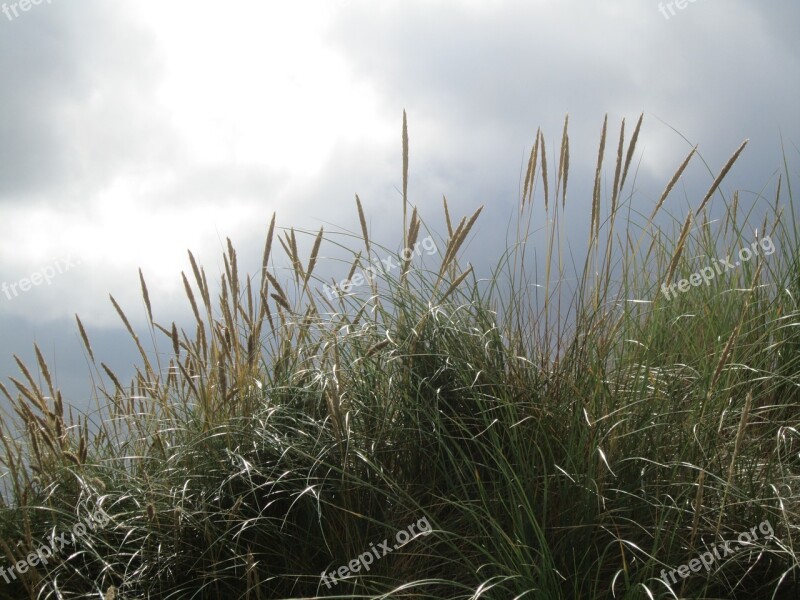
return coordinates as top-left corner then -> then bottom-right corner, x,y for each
0,115 -> 799,599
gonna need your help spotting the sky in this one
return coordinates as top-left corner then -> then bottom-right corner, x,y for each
0,0 -> 798,418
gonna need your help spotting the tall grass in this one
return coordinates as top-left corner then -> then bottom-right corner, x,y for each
0,114 -> 798,599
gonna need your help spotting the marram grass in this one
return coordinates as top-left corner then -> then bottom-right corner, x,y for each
0,115 -> 799,599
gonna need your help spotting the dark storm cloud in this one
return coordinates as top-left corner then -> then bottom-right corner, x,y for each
325,0 -> 799,235
0,1 -> 172,203
325,1 -> 799,162
327,3 -> 635,129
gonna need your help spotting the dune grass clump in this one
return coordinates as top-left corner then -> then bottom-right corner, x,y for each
0,114 -> 799,599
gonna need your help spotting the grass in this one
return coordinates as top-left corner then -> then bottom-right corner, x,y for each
0,114 -> 799,599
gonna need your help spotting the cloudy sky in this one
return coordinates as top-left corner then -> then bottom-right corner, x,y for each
0,0 -> 798,415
